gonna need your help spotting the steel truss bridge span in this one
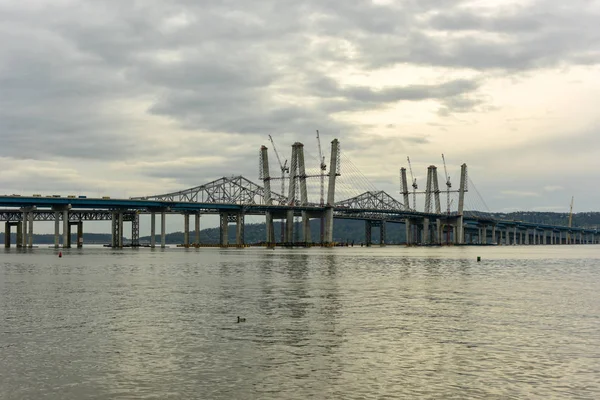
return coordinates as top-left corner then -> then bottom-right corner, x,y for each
1,159 -> 598,247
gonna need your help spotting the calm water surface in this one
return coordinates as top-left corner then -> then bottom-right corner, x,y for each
1,245 -> 599,399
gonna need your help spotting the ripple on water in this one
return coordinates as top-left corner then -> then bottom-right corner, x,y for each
1,246 -> 599,399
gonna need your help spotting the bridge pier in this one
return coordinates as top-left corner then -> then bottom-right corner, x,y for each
4,221 -> 20,248
423,218 -> 430,245
324,207 -> 334,245
218,212 -> 244,247
150,212 -> 156,248
285,210 -> 294,245
67,221 -> 83,248
183,213 -> 190,248
236,213 -> 245,246
54,211 -> 60,248
365,221 -> 372,247
161,211 -> 166,248
195,213 -> 201,246
265,212 -> 274,247
324,139 -> 339,246
220,212 -> 229,247
457,216 -> 465,245
131,212 -> 139,247
111,211 -> 123,248
302,212 -> 311,245
21,208 -> 36,248
16,220 -> 23,248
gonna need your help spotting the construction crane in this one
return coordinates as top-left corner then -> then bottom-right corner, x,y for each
407,156 -> 417,209
316,130 -> 327,206
568,196 -> 574,228
268,134 -> 289,204
441,154 -> 451,215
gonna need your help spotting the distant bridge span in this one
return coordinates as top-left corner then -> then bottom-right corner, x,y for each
1,138 -> 597,248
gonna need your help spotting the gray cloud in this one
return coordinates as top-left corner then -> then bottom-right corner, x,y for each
0,0 -> 599,212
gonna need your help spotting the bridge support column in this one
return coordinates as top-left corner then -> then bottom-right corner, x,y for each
62,209 -> 69,248
265,212 -> 274,247
183,213 -> 190,248
492,225 -> 496,244
3,222 -> 21,248
405,219 -> 411,245
54,212 -> 60,248
15,221 -> 22,248
236,213 -> 245,247
76,221 -> 83,248
160,211 -> 166,248
195,213 -> 201,246
25,212 -> 33,248
4,222 -> 9,248
380,221 -> 386,246
302,212 -> 311,246
423,218 -> 430,245
324,139 -> 339,247
131,213 -> 139,247
506,228 -> 511,245
324,208 -> 334,246
150,212 -> 156,248
435,219 -> 441,245
220,212 -> 229,247
20,210 -> 34,248
365,221 -> 372,247
457,216 -> 465,245
111,212 -> 123,248
285,210 -> 294,245
21,211 -> 28,248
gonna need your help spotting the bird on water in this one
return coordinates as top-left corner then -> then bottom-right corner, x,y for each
237,316 -> 246,323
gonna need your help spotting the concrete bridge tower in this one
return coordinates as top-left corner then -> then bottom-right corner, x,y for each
457,163 -> 468,244
324,139 -> 340,245
260,145 -> 275,246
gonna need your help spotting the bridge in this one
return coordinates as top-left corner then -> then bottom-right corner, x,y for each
1,139 -> 598,248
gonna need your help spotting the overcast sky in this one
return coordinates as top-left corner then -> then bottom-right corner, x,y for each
2,0 -> 600,231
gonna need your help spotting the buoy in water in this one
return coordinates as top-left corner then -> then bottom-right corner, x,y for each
477,256 -> 481,262
58,251 -> 62,258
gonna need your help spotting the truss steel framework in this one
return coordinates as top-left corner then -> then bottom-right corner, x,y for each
134,176 -> 287,205
0,210 -> 137,222
335,191 -> 406,211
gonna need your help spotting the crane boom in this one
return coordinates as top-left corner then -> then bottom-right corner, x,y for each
568,196 -> 574,228
407,156 -> 417,209
268,135 -> 289,205
268,135 -> 286,171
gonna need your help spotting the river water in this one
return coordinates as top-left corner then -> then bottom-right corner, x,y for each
1,245 -> 599,399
